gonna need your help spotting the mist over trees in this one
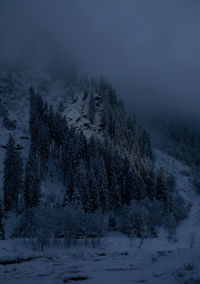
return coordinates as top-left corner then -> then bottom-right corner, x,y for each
147,115 -> 200,194
27,79 -> 154,214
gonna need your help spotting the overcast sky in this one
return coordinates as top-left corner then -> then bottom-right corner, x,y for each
0,0 -> 200,116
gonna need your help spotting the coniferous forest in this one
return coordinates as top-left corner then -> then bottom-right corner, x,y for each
0,77 -> 189,248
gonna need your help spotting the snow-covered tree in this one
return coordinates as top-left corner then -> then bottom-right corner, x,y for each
88,92 -> 96,124
3,135 -> 23,213
38,123 -> 50,177
108,151 -> 121,213
24,147 -> 41,211
156,167 -> 168,203
0,199 -> 5,240
87,157 -> 100,212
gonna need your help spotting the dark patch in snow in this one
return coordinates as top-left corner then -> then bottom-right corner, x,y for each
121,251 -> 128,255
104,267 -> 136,272
15,144 -> 23,150
83,123 -> 90,128
0,256 -> 41,266
157,251 -> 166,256
20,136 -> 29,140
98,253 -> 106,256
3,116 -> 16,130
1,144 -> 7,149
63,276 -> 89,282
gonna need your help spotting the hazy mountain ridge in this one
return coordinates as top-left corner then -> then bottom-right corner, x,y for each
0,64 -> 153,208
0,64 -> 152,168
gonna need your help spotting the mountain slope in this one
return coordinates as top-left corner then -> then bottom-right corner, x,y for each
155,149 -> 200,246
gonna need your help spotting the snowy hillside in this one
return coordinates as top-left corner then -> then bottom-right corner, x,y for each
155,149 -> 200,248
63,91 -> 104,139
0,67 -> 153,200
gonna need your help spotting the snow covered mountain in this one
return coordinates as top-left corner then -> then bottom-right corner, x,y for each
0,64 -> 153,197
0,64 -> 195,212
0,71 -> 198,212
0,63 -> 200,284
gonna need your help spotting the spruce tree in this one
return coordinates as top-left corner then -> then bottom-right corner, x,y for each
88,92 -> 96,124
0,199 -> 5,240
29,87 -> 39,147
156,167 -> 168,203
61,135 -> 70,186
24,147 -> 41,211
3,135 -> 23,212
38,123 -> 50,177
120,158 -> 133,205
108,151 -> 121,213
94,153 -> 108,213
51,112 -> 66,158
77,161 -> 90,212
87,157 -> 100,212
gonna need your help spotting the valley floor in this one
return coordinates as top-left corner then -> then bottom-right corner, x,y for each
0,233 -> 200,284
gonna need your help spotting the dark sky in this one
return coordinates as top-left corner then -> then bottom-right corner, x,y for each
0,0 -> 200,116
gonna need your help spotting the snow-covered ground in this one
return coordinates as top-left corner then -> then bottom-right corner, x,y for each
0,233 -> 200,284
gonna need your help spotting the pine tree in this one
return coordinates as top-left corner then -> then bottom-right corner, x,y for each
71,185 -> 82,209
24,147 -> 41,211
141,130 -> 153,160
120,158 -> 133,205
61,135 -> 70,186
38,123 -> 50,177
63,170 -> 76,208
87,157 -> 100,212
108,151 -> 121,213
138,158 -> 155,200
29,87 -> 39,148
0,199 -> 5,240
47,105 -> 55,156
131,170 -> 145,201
77,161 -> 90,212
156,167 -> 168,203
61,126 -> 79,186
88,92 -> 96,124
3,135 -> 23,212
94,153 -> 108,213
51,112 -> 66,158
